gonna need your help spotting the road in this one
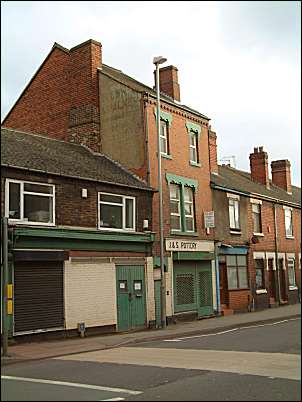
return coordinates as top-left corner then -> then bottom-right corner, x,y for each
1,317 -> 301,401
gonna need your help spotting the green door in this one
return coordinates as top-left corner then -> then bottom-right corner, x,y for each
173,261 -> 213,317
116,265 -> 146,331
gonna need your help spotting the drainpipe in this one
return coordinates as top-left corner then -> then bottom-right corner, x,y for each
273,203 -> 281,304
214,240 -> 221,316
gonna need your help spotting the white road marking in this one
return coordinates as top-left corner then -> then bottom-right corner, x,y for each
164,317 -> 301,342
1,376 -> 141,395
58,347 -> 301,381
100,398 -> 125,401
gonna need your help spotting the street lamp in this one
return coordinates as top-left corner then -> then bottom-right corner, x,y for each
153,55 -> 167,329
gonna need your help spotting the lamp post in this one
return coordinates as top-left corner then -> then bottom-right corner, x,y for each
153,56 -> 167,328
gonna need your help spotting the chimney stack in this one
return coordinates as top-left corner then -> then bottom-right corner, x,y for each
249,146 -> 270,188
208,126 -> 219,174
271,160 -> 292,193
156,65 -> 180,102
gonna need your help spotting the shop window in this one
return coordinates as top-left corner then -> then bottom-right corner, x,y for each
226,255 -> 248,290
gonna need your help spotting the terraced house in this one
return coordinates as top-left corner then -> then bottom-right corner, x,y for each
209,141 -> 301,315
2,38 -> 218,328
1,127 -> 155,337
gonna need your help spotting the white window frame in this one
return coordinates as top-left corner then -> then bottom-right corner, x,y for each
287,258 -> 297,289
228,197 -> 240,230
5,179 -> 55,226
252,202 -> 262,234
169,184 -> 181,232
160,120 -> 168,156
184,187 -> 195,232
189,131 -> 198,164
284,206 -> 294,238
98,192 -> 136,232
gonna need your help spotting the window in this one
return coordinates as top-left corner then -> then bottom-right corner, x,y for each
287,258 -> 296,288
99,192 -> 135,231
255,259 -> 265,290
226,255 -> 248,290
169,184 -> 181,231
228,198 -> 240,230
169,184 -> 195,233
5,179 -> 55,225
284,208 -> 293,237
160,120 -> 169,155
189,131 -> 199,164
252,203 -> 262,233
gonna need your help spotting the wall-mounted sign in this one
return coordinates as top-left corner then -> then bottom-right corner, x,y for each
165,239 -> 214,252
204,211 -> 215,228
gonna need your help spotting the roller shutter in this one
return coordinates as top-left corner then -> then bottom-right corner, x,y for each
14,261 -> 64,333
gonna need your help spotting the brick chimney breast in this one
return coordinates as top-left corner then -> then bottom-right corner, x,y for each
208,127 -> 219,174
158,65 -> 180,102
271,159 -> 292,194
249,146 -> 270,188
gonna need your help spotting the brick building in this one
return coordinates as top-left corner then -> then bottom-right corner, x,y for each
2,39 -> 218,322
1,127 -> 156,337
209,138 -> 301,314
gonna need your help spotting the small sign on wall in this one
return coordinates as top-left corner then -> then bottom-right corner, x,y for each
204,211 -> 215,228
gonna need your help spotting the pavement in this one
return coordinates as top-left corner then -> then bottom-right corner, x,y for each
1,303 -> 301,366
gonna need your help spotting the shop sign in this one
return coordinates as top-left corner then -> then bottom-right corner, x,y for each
165,239 -> 214,252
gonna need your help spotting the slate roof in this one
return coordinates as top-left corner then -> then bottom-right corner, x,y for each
1,127 -> 153,191
100,64 -> 210,120
211,165 -> 301,207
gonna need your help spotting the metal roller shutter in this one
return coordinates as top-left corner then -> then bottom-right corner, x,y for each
14,261 -> 64,333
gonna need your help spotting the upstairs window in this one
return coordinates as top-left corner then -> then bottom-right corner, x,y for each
160,120 -> 169,155
5,179 -> 55,225
99,192 -> 135,231
284,208 -> 293,238
169,184 -> 196,233
252,203 -> 262,234
189,131 -> 199,164
228,197 -> 240,230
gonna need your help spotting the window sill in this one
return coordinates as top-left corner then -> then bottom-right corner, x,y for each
170,231 -> 199,237
230,230 -> 242,235
99,227 -> 136,233
161,153 -> 172,160
285,236 -> 295,240
8,219 -> 56,227
289,286 -> 298,291
253,233 -> 264,237
256,289 -> 267,294
190,161 -> 201,168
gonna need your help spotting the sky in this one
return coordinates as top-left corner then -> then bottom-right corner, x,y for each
1,1 -> 301,186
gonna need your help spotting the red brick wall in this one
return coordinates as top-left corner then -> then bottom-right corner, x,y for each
146,100 -> 213,255
228,290 -> 251,311
3,40 -> 102,152
249,148 -> 270,188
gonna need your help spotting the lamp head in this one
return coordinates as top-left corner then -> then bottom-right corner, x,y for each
153,56 -> 167,65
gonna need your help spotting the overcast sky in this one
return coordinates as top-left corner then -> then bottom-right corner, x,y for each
1,1 -> 301,185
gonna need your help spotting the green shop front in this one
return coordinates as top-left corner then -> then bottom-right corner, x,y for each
166,238 -> 216,318
7,226 -> 154,337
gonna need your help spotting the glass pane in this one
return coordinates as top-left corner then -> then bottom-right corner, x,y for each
229,204 -> 235,228
253,213 -> 261,233
190,147 -> 197,162
255,268 -> 264,289
170,200 -> 179,214
160,137 -> 167,154
24,183 -> 53,194
184,187 -> 193,202
24,194 -> 53,223
9,182 -> 21,219
227,267 -> 238,289
170,184 -> 179,200
226,255 -> 236,266
185,217 -> 194,232
287,260 -> 296,286
184,202 -> 192,215
100,204 -> 122,228
285,211 -> 293,236
100,194 -> 123,204
237,256 -> 247,266
170,215 -> 181,230
238,266 -> 248,288
125,198 -> 134,229
189,132 -> 195,146
160,121 -> 167,138
234,201 -> 240,228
